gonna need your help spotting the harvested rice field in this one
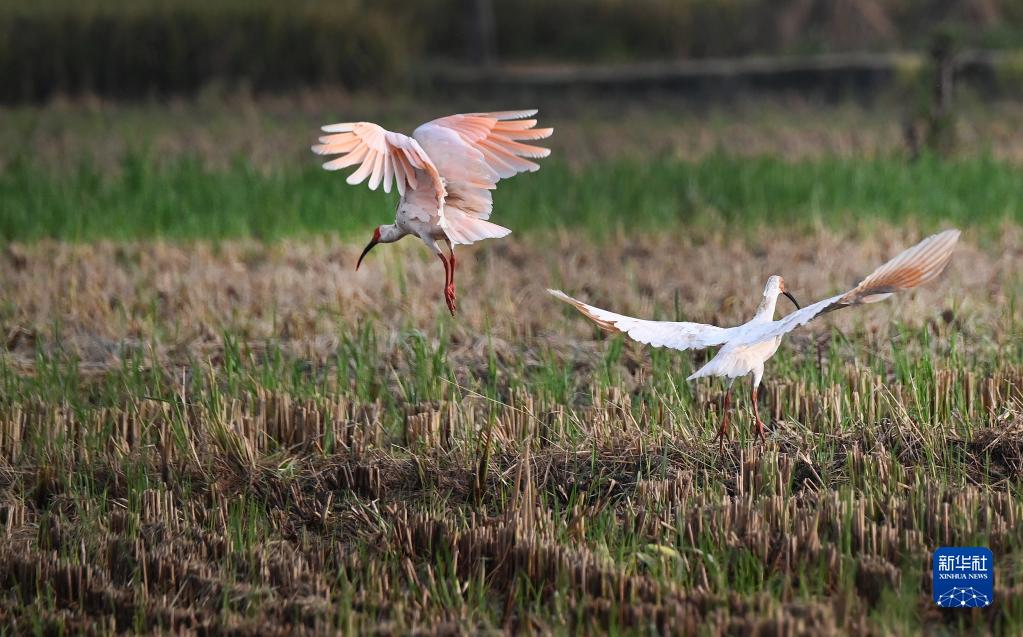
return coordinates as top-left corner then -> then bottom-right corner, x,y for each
1,97 -> 1022,635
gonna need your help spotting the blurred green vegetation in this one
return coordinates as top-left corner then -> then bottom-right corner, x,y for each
0,1 -> 407,101
3,0 -> 1023,101
2,152 -> 1018,243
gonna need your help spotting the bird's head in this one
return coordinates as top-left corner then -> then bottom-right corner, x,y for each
356,224 -> 407,270
766,275 -> 800,310
356,226 -> 382,271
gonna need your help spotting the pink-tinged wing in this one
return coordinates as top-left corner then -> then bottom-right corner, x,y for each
548,289 -> 734,351
311,122 -> 444,201
737,229 -> 961,344
413,123 -> 497,219
413,109 -> 552,221
422,109 -> 553,179
838,229 -> 961,303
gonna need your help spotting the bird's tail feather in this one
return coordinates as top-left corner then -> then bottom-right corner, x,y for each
687,355 -> 747,381
442,210 -> 512,245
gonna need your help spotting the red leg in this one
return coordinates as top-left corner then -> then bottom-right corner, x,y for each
716,387 -> 733,452
437,253 -> 455,315
752,386 -> 766,443
445,242 -> 456,302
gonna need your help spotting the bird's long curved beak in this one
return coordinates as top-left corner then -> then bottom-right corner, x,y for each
783,291 -> 801,310
356,239 -> 378,271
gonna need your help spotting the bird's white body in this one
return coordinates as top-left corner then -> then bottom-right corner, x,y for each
694,337 -> 782,385
312,110 -> 552,313
688,276 -> 788,384
550,230 -> 961,445
396,195 -> 446,242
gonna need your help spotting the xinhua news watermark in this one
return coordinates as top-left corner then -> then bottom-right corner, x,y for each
932,547 -> 994,608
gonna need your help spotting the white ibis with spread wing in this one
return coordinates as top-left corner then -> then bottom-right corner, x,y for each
550,229 -> 960,449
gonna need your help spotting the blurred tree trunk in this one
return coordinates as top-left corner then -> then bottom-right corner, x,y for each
905,29 -> 959,160
930,0 -> 1002,26
776,0 -> 895,50
470,0 -> 498,68
927,31 -> 958,155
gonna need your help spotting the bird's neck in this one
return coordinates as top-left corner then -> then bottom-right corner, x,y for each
379,224 -> 407,243
753,291 -> 779,322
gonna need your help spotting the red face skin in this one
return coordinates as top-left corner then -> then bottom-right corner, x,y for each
356,227 -> 382,271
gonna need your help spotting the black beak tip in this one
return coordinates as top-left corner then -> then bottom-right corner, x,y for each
356,240 -> 378,271
783,291 -> 801,310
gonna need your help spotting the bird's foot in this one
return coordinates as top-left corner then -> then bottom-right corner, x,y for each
755,418 -> 767,443
715,425 -> 729,453
444,289 -> 457,316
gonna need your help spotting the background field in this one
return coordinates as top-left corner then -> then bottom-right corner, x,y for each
4,0 -> 1023,101
1,93 -> 1022,635
3,0 -> 1023,632
6,95 -> 1023,243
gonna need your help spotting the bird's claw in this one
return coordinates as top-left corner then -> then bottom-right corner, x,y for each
755,419 -> 767,444
715,426 -> 729,453
444,284 -> 457,316
444,289 -> 457,316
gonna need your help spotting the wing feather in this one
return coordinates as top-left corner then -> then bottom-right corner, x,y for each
736,229 -> 960,344
316,134 -> 362,152
471,109 -> 539,120
474,142 -> 518,175
549,289 -> 733,351
311,121 -> 440,198
840,229 -> 960,302
484,136 -> 551,159
381,154 -> 394,194
364,152 -> 381,190
490,118 -> 538,130
321,145 -> 368,171
395,152 -> 416,193
346,154 -> 376,186
493,123 -> 554,139
413,109 -> 553,226
479,139 -> 541,172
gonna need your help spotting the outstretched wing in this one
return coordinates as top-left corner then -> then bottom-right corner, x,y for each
413,110 -> 552,225
737,229 -> 961,344
549,289 -> 734,351
311,122 -> 444,201
418,110 -> 552,184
